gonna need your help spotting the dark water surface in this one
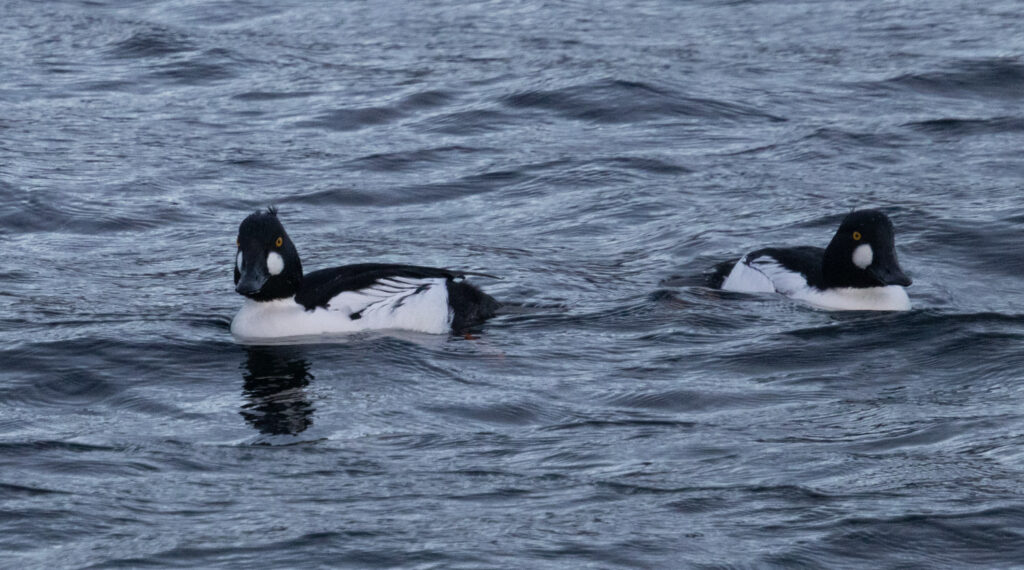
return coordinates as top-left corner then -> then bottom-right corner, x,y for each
3,0 -> 1024,567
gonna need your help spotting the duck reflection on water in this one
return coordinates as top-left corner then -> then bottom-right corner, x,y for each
240,346 -> 315,436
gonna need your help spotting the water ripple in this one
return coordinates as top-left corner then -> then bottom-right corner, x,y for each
2,0 -> 1023,567
503,78 -> 787,124
882,57 -> 1024,100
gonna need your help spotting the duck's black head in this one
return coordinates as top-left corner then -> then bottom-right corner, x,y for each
822,209 -> 911,289
234,207 -> 303,301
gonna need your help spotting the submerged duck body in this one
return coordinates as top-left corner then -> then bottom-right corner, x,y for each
711,209 -> 912,311
231,209 -> 499,339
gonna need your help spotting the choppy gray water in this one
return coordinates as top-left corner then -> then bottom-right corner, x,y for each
2,0 -> 1024,567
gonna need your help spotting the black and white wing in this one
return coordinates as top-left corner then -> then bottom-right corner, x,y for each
294,264 -> 459,311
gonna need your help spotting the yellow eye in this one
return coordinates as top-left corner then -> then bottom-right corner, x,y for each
275,237 -> 283,247
852,231 -> 862,241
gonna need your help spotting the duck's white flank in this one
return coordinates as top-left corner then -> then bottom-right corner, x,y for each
231,277 -> 454,339
797,285 -> 910,311
721,255 -> 910,311
720,255 -> 777,293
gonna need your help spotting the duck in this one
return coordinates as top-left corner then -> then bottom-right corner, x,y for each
230,208 -> 499,339
709,209 -> 912,311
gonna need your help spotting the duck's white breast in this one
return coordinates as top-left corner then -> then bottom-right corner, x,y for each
795,285 -> 910,311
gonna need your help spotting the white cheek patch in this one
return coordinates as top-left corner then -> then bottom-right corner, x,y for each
267,251 -> 284,276
852,243 -> 873,269
236,251 -> 243,272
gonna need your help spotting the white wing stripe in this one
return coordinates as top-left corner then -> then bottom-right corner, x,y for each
326,277 -> 447,316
